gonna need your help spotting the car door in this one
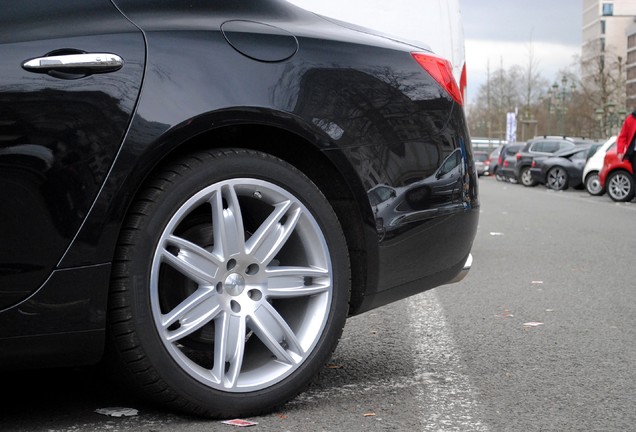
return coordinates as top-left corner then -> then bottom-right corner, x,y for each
0,0 -> 145,309
568,148 -> 589,179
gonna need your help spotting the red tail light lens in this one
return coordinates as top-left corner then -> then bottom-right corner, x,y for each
504,161 -> 509,167
531,160 -> 536,168
459,62 -> 467,102
516,153 -> 522,160
411,52 -> 463,105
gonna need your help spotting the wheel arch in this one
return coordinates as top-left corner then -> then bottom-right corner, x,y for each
153,118 -> 375,313
584,169 -> 599,182
61,108 -> 377,314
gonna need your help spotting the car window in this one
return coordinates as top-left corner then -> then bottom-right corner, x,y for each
507,145 -> 522,156
531,141 -> 556,153
369,186 -> 394,205
558,141 -> 575,151
474,152 -> 489,162
543,141 -> 560,153
438,149 -> 462,177
570,149 -> 587,161
586,144 -> 601,159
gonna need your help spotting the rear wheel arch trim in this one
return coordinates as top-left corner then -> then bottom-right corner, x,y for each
59,109 -> 378,311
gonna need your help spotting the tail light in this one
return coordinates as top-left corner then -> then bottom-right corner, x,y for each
459,62 -> 467,103
516,153 -> 522,160
411,52 -> 463,105
531,160 -> 536,168
503,160 -> 509,167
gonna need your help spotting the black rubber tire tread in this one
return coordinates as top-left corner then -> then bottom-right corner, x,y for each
106,148 -> 351,418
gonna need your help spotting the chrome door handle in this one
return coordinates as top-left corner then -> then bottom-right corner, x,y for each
22,53 -> 124,73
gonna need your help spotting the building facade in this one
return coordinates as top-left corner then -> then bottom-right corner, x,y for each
582,0 -> 636,131
627,23 -> 636,109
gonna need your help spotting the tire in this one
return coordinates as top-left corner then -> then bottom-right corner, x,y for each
107,149 -> 351,417
585,172 -> 604,196
606,170 -> 635,202
519,167 -> 536,187
546,166 -> 568,191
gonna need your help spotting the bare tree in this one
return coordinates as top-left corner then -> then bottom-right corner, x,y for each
575,39 -> 628,138
467,38 -> 548,142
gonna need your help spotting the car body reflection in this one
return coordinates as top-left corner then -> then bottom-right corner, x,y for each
369,148 -> 466,239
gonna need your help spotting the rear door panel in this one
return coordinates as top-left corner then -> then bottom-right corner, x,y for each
0,0 -> 145,309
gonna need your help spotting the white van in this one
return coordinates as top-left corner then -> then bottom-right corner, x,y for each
286,0 -> 466,99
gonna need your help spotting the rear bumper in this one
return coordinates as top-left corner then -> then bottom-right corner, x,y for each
446,253 -> 473,284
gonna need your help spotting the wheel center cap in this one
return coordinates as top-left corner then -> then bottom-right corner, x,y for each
224,273 -> 245,296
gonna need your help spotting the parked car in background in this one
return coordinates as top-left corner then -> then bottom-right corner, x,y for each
497,143 -> 525,182
514,136 -> 600,187
583,136 -> 616,196
530,144 -> 601,191
488,145 -> 504,178
0,0 -> 478,419
599,147 -> 635,202
474,150 -> 490,176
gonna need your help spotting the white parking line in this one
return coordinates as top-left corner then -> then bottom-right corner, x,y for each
409,292 -> 489,431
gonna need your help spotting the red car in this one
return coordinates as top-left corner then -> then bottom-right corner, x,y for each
599,147 -> 635,202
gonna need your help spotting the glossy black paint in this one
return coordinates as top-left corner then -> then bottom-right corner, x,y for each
0,0 -> 145,310
0,0 -> 478,367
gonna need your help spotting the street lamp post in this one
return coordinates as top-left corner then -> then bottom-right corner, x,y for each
549,76 -> 575,136
596,103 -> 627,137
519,113 -> 538,141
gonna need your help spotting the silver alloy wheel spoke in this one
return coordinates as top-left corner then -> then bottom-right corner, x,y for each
161,234 -> 221,284
151,178 -> 332,392
246,201 -> 302,265
548,169 -> 560,188
265,266 -> 330,298
250,302 -> 304,364
610,175 -> 630,198
211,185 -> 245,261
162,287 -> 221,341
213,312 -> 246,388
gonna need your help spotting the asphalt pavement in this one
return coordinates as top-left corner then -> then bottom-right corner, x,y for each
2,176 -> 635,431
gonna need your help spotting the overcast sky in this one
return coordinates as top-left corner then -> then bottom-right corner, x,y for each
287,0 -> 583,104
461,0 -> 582,104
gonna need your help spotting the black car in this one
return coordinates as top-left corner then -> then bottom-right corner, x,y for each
496,143 -> 525,182
0,0 -> 478,419
530,144 -> 602,190
514,136 -> 599,187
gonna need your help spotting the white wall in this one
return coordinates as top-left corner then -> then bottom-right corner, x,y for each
286,0 -> 465,85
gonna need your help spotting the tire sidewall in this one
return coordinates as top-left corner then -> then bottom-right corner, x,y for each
119,150 -> 350,415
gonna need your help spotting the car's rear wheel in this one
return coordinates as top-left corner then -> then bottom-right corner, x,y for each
606,170 -> 635,202
519,167 -> 536,187
546,167 -> 568,191
585,172 -> 604,196
107,149 -> 350,417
